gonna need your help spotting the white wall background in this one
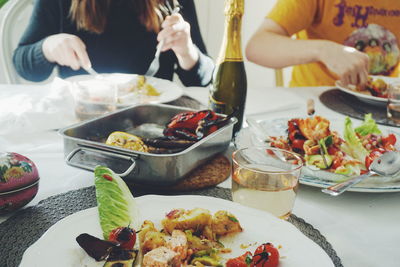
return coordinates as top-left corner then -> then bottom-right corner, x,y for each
194,0 -> 291,88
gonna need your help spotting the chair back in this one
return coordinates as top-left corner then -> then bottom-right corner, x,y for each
0,0 -> 54,84
274,69 -> 284,87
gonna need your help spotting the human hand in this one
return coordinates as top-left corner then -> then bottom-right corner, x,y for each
157,13 -> 199,70
319,42 -> 369,87
42,33 -> 91,71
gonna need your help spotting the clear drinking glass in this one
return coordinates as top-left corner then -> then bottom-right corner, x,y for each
72,79 -> 118,121
232,147 -> 303,220
387,82 -> 400,126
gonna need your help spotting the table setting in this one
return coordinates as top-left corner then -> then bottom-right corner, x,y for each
0,77 -> 400,267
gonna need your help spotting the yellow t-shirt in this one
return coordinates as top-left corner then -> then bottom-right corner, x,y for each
267,0 -> 400,87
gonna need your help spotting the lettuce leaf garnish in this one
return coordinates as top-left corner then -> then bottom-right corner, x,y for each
342,117 -> 369,162
94,166 -> 139,239
334,162 -> 362,176
355,113 -> 382,136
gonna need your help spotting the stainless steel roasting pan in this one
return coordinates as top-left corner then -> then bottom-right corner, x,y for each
59,104 -> 236,185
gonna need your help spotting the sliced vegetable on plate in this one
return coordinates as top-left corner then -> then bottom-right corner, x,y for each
75,166 -> 283,267
94,166 -> 140,239
270,114 -> 398,179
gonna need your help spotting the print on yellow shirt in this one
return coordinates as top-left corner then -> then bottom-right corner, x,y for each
268,0 -> 400,87
344,24 -> 399,75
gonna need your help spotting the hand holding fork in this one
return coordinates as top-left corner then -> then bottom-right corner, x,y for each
145,1 -> 199,76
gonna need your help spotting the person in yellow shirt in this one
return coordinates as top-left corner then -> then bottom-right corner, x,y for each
246,0 -> 400,87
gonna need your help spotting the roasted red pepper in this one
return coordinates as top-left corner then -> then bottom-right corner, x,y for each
166,110 -> 218,131
164,110 -> 224,140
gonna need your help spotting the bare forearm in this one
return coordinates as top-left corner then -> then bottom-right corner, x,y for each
246,30 -> 327,69
246,18 -> 369,86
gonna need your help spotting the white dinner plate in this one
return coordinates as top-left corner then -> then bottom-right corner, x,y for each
235,117 -> 400,193
335,75 -> 400,106
20,195 -> 334,267
66,73 -> 183,107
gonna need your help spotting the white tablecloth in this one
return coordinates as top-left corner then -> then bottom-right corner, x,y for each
1,84 -> 399,267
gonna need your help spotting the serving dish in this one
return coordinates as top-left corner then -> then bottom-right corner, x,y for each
335,75 -> 399,106
20,195 -> 334,267
235,117 -> 400,193
59,104 -> 236,185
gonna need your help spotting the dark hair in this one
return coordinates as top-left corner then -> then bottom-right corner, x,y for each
69,0 -> 165,34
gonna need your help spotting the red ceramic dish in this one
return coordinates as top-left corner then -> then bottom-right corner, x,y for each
0,152 -> 39,214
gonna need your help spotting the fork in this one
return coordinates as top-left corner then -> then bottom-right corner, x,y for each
145,2 -> 180,77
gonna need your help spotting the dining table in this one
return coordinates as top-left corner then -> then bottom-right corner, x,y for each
0,82 -> 399,267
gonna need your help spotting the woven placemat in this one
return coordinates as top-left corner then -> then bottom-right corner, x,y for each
0,186 -> 342,267
132,154 -> 231,192
320,89 -> 399,127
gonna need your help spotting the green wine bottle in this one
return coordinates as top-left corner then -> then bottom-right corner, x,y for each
209,0 -> 247,135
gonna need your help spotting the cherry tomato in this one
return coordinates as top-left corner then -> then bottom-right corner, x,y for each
108,226 -> 136,250
288,130 -> 302,142
251,243 -> 279,267
365,148 -> 387,170
291,139 -> 305,151
327,146 -> 340,156
287,120 -> 297,133
331,157 -> 342,170
226,251 -> 252,267
382,134 -> 396,147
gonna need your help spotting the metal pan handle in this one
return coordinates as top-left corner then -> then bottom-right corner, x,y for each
66,147 -> 137,177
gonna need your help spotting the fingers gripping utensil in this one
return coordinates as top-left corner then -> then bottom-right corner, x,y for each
322,151 -> 400,196
145,5 -> 180,77
85,66 -> 100,77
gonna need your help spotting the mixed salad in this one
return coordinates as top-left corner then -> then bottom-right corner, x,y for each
270,114 -> 397,176
355,76 -> 389,98
76,166 -> 281,267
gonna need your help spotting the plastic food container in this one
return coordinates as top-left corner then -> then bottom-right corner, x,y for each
0,152 -> 39,214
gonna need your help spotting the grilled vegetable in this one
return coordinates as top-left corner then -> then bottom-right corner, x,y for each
109,226 -> 137,250
76,233 -> 116,261
104,248 -> 138,267
106,131 -> 148,152
191,249 -> 222,266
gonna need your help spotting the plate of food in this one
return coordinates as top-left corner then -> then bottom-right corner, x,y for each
235,114 -> 400,193
335,75 -> 400,106
20,166 -> 334,267
67,73 -> 184,107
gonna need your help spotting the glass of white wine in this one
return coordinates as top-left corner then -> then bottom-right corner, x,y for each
232,147 -> 303,220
